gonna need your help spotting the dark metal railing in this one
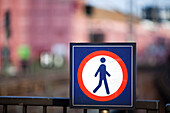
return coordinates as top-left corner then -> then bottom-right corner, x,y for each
0,96 -> 70,113
0,96 -> 160,113
166,104 -> 170,113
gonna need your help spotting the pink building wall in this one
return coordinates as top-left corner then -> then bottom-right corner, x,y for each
0,0 -> 76,68
0,0 -> 170,69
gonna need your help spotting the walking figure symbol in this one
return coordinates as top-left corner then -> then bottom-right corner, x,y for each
93,57 -> 111,94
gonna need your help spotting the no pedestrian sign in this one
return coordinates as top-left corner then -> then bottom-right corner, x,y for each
70,43 -> 136,109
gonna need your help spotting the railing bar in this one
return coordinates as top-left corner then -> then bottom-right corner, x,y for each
43,106 -> 47,113
127,110 -> 134,113
23,105 -> 27,113
0,96 -> 69,106
3,105 -> 7,113
63,106 -> 67,113
136,100 -> 160,110
84,109 -> 87,113
147,109 -> 159,113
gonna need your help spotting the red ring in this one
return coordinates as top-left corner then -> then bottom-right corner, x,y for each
77,50 -> 128,101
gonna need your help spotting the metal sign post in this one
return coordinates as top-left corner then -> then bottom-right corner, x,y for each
99,109 -> 109,113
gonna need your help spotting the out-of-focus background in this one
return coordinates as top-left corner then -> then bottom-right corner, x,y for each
0,0 -> 170,112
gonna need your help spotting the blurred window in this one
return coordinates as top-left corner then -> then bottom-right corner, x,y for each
90,32 -> 104,42
85,5 -> 93,16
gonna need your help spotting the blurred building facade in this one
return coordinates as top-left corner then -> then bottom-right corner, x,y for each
74,3 -> 170,66
142,6 -> 170,22
1,0 -> 170,71
0,0 -> 76,70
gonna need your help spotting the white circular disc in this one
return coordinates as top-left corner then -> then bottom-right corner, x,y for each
82,55 -> 123,96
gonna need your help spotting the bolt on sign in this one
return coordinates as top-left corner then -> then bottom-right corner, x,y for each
70,43 -> 136,109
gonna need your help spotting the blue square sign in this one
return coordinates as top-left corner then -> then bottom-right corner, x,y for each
70,43 -> 136,109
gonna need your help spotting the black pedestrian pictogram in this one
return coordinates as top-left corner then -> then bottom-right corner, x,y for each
93,57 -> 111,94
